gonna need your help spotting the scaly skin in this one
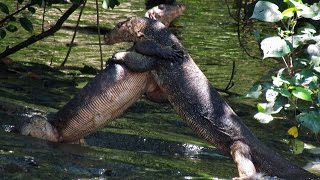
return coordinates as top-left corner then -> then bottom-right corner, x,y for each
51,63 -> 153,142
105,17 -> 318,179
16,4 -> 189,142
145,4 -> 186,27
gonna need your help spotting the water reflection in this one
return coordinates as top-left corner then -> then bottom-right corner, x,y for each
86,132 -> 229,159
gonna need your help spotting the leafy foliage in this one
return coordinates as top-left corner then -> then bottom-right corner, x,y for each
0,0 -> 120,41
248,0 -> 320,153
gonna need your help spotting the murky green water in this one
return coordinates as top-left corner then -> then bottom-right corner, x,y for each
0,0 -> 318,179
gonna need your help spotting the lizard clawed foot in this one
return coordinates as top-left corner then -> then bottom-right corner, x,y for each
158,46 -> 184,63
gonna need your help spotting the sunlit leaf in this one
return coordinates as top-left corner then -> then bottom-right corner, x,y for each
286,0 -> 317,19
261,36 -> 292,58
0,2 -> 9,14
297,112 -> 320,134
282,7 -> 296,18
292,87 -> 312,101
254,112 -> 273,123
271,99 -> 284,114
289,139 -> 304,155
5,24 -> 18,32
257,103 -> 267,113
250,1 -> 283,22
310,3 -> 320,20
285,34 -> 313,48
0,29 -> 6,39
274,87 -> 291,98
266,89 -> 278,102
19,17 -> 34,33
288,126 -> 299,138
245,84 -> 262,98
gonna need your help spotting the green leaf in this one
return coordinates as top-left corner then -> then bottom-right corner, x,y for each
286,0 -> 316,19
289,139 -> 304,155
0,2 -> 10,14
0,29 -> 6,39
254,112 -> 273,123
285,34 -> 313,48
18,0 -> 24,4
19,17 -> 34,33
274,87 -> 291,98
266,89 -> 278,102
297,112 -> 320,134
28,7 -> 36,14
261,36 -> 292,58
257,103 -> 267,113
250,1 -> 283,22
102,0 -> 120,9
292,87 -> 312,101
245,84 -> 262,98
5,24 -> 18,32
282,7 -> 296,18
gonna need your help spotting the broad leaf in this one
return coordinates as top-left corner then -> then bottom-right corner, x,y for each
257,103 -> 267,113
266,89 -> 278,102
245,84 -> 262,98
282,7 -> 296,18
6,24 -> 18,32
19,17 -> 34,33
0,2 -> 9,14
254,112 -> 273,123
250,1 -> 282,22
0,29 -> 6,39
285,34 -> 313,48
261,36 -> 292,58
274,87 -> 291,98
289,139 -> 304,155
288,126 -> 299,138
310,3 -> 320,20
286,0 -> 317,19
292,87 -> 312,101
297,112 -> 320,134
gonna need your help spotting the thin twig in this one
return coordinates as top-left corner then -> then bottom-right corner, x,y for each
223,0 -> 237,21
0,2 -> 82,59
225,60 -> 236,91
60,0 -> 87,67
95,0 -> 104,70
282,56 -> 289,69
42,1 -> 47,32
235,0 -> 260,59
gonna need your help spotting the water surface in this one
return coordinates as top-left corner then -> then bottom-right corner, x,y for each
0,0 -> 316,179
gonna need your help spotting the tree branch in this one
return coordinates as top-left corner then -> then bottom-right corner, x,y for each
0,2 -> 36,26
0,2 -> 82,59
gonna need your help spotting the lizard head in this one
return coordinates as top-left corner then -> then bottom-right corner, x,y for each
105,17 -> 150,45
105,17 -> 168,45
144,4 -> 186,27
